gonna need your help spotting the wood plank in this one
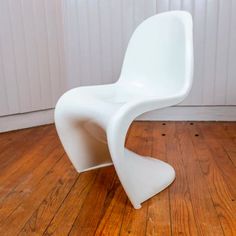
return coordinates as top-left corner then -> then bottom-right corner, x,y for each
165,122 -> 199,236
120,122 -> 152,236
197,122 -> 236,195
213,123 -> 236,167
188,122 -> 236,235
146,122 -> 172,236
0,143 -> 64,223
94,122 -> 151,235
0,126 -> 50,173
222,122 -> 236,139
175,122 -> 224,236
94,122 -> 147,235
94,176 -> 127,236
119,199 -> 148,236
68,167 -> 116,235
221,123 -> 236,166
18,167 -> 78,235
0,127 -> 61,200
0,127 -> 53,178
0,123 -> 235,235
0,155 -> 74,235
42,170 -> 98,235
0,128 -> 33,160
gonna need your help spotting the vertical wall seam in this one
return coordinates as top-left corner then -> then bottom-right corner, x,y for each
32,0 -> 43,109
225,0 -> 233,105
86,0 -> 92,85
19,0 -> 32,108
7,0 -> 21,112
54,0 -> 63,97
0,39 -> 10,113
109,0 -> 115,78
202,0 -> 208,104
97,0 -> 104,84
43,0 -> 53,105
75,0 -> 81,87
213,0 -> 220,105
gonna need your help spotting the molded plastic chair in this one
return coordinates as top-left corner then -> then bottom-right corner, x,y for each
55,11 -> 193,209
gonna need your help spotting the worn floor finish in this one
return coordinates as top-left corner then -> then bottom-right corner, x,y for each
0,122 -> 235,236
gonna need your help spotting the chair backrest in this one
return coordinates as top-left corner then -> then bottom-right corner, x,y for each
119,11 -> 193,98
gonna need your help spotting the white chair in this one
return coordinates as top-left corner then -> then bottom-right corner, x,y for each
55,11 -> 193,209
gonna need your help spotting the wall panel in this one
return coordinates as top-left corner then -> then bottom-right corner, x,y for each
0,0 -> 21,114
0,0 -> 236,119
0,0 -> 65,116
63,0 -> 236,106
214,0 -> 232,104
227,0 -> 236,105
202,0 -> 219,105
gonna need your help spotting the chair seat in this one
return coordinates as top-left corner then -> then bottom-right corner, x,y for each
56,85 -> 124,128
57,83 -> 159,129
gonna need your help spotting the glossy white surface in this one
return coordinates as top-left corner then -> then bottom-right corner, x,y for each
55,11 -> 193,209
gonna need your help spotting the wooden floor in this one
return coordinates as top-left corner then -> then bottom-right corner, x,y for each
0,122 -> 235,236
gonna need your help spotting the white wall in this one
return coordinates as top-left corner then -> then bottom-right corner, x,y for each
63,0 -> 236,105
0,0 -> 236,131
0,0 -> 66,116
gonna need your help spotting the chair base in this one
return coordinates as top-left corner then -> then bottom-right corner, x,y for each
117,149 -> 176,209
70,147 -> 175,209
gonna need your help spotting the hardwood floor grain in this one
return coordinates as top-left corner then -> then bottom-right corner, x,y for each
146,122 -> 172,236
68,167 -> 116,235
43,171 -> 98,236
188,123 -> 236,235
175,122 -> 224,236
166,122 -> 198,236
0,122 -> 235,235
18,160 -> 78,235
197,123 -> 236,197
0,126 -> 51,178
94,176 -> 127,236
0,128 -> 62,227
119,122 -> 152,236
0,156 -> 75,235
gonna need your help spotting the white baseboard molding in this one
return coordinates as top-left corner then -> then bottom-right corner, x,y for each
0,109 -> 54,133
0,106 -> 235,133
138,106 -> 236,121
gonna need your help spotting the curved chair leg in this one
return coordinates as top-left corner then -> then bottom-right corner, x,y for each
54,98 -> 112,172
117,148 -> 175,209
107,110 -> 176,209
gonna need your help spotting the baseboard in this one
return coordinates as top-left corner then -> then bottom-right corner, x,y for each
0,106 -> 235,133
0,109 -> 54,133
138,106 -> 236,121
